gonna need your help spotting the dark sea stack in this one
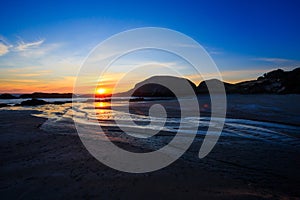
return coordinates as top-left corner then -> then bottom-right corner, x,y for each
0,93 -> 18,99
197,79 -> 235,94
20,99 -> 48,106
132,83 -> 176,97
0,103 -> 9,107
20,92 -> 73,99
129,76 -> 197,97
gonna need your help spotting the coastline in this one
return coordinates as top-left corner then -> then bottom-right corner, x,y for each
1,110 -> 299,199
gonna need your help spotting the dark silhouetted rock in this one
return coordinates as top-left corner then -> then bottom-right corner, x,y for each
19,92 -> 73,99
52,101 -> 72,105
197,79 -> 235,94
129,97 -> 145,102
0,103 -> 9,107
233,68 -> 300,94
122,76 -> 197,97
0,93 -> 18,99
197,68 -> 300,94
19,99 -> 48,106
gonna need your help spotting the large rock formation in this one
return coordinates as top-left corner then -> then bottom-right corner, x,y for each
121,76 -> 197,97
197,79 -> 235,94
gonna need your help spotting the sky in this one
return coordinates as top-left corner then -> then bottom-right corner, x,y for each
0,0 -> 300,93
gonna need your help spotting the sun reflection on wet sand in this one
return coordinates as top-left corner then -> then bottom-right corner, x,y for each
94,101 -> 110,109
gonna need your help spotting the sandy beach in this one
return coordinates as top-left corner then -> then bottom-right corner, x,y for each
1,108 -> 299,199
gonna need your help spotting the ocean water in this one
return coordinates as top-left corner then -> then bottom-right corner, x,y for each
1,95 -> 300,147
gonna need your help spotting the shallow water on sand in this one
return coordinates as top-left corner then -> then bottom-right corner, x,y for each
2,95 -> 299,148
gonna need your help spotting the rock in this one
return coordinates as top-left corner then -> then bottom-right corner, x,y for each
0,93 -> 18,99
52,101 -> 72,105
197,68 -> 300,94
129,97 -> 145,102
19,99 -> 48,106
0,103 -> 9,107
197,79 -> 235,93
122,76 -> 197,97
20,92 -> 73,99
234,68 -> 300,94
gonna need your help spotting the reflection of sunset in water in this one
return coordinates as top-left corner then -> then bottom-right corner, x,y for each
95,101 -> 110,109
94,101 -> 111,115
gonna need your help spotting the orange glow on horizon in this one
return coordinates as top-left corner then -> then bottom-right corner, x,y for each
0,68 -> 266,94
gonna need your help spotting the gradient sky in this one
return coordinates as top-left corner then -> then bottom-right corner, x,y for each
0,0 -> 300,93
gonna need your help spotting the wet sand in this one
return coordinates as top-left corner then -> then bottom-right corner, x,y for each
1,110 -> 300,199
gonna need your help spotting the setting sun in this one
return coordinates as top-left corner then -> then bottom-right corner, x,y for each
96,88 -> 106,95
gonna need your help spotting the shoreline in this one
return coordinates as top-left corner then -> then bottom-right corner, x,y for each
1,93 -> 300,126
1,110 -> 300,199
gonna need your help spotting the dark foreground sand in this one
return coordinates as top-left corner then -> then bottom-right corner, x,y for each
1,110 -> 300,199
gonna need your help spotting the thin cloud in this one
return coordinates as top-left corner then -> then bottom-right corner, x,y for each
0,35 -> 12,56
0,42 -> 9,56
174,43 -> 199,48
0,36 -> 47,56
2,79 -> 40,83
15,39 -> 45,51
208,50 -> 224,55
253,57 -> 294,63
15,73 -> 43,77
204,46 -> 224,55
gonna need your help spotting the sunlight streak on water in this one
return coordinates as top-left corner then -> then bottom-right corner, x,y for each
1,98 -> 300,147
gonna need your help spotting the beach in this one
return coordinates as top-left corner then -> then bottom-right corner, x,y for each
1,95 -> 300,199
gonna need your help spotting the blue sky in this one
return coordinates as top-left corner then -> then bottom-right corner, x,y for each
0,0 -> 300,92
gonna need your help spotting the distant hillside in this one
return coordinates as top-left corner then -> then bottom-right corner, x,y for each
118,68 -> 300,97
197,68 -> 300,94
0,93 -> 18,99
19,92 -> 73,99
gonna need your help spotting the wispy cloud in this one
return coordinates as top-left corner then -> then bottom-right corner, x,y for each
15,38 -> 45,51
205,46 -> 224,55
15,73 -> 44,77
1,79 -> 40,83
0,66 -> 52,80
253,57 -> 295,63
17,42 -> 61,58
0,35 -> 12,56
0,36 -> 47,56
0,43 -> 9,56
